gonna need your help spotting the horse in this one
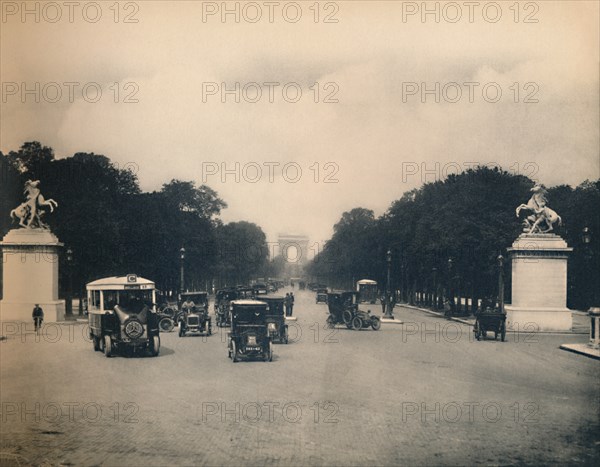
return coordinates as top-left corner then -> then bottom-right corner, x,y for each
10,203 -> 30,228
11,180 -> 58,229
515,185 -> 561,234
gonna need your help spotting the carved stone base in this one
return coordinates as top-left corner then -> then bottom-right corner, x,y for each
0,228 -> 65,322
0,300 -> 65,323
505,305 -> 572,332
506,233 -> 573,332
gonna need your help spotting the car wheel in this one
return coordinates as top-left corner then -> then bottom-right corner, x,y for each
371,317 -> 381,331
265,341 -> 273,362
501,323 -> 506,342
178,322 -> 185,337
159,317 -> 174,332
231,340 -> 238,363
150,335 -> 160,356
205,321 -> 210,335
93,336 -> 100,351
103,335 -> 112,357
283,326 -> 289,344
352,316 -> 363,330
342,310 -> 353,326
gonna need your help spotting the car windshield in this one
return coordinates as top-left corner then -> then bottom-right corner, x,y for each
233,306 -> 265,323
104,290 -> 153,312
182,293 -> 207,304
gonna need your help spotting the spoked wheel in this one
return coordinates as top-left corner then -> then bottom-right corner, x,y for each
205,321 -> 210,335
231,340 -> 238,363
104,335 -> 113,357
264,341 -> 273,362
159,317 -> 175,332
92,336 -> 100,351
150,335 -> 160,357
501,322 -> 506,342
352,316 -> 363,330
343,310 -> 353,329
371,317 -> 381,331
283,326 -> 289,344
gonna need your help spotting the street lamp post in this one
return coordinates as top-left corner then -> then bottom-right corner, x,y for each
432,267 -> 438,309
497,254 -> 505,313
65,247 -> 73,317
385,249 -> 393,318
447,258 -> 454,315
179,247 -> 186,305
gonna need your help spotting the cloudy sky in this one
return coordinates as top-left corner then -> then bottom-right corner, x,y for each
2,1 -> 598,247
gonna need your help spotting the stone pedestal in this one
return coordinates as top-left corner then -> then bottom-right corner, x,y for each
505,234 -> 572,332
0,229 -> 64,322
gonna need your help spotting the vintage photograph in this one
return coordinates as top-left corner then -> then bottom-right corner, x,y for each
1,1 -> 599,465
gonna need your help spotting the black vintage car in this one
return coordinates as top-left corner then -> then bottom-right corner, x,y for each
87,275 -> 161,357
316,288 -> 328,304
178,291 -> 212,337
261,296 -> 288,344
327,291 -> 381,331
228,300 -> 273,362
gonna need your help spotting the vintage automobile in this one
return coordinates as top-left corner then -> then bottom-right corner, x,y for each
261,296 -> 288,344
253,283 -> 268,296
326,291 -> 381,331
178,291 -> 212,337
356,279 -> 378,304
474,308 -> 507,341
87,275 -> 160,357
227,299 -> 273,362
215,289 -> 232,327
316,287 -> 328,304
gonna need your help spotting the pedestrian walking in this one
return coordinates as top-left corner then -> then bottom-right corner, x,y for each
32,304 -> 44,334
290,292 -> 295,316
380,295 -> 386,314
284,293 -> 291,317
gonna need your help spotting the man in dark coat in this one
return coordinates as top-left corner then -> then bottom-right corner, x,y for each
32,304 -> 44,331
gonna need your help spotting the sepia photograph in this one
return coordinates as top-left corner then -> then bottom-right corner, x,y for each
1,1 -> 599,465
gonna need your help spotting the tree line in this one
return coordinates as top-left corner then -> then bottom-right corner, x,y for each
1,142 -> 284,303
306,167 -> 600,312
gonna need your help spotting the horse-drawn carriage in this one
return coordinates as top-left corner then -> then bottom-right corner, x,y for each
473,308 -> 507,341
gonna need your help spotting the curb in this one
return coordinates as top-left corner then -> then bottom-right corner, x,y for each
397,304 -> 588,335
559,344 -> 600,360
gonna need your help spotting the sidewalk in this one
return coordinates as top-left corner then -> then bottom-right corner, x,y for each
398,303 -> 589,335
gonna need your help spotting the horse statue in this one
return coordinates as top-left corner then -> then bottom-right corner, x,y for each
10,180 -> 58,229
515,184 -> 561,234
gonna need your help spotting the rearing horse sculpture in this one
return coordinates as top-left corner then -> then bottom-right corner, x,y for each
10,180 -> 58,229
516,184 -> 561,234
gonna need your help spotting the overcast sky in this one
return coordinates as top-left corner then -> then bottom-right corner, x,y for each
2,1 -> 598,247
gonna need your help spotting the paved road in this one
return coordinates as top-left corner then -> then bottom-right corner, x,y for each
1,288 -> 598,466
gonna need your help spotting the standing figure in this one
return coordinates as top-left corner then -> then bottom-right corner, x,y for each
290,293 -> 295,316
32,304 -> 44,334
283,293 -> 292,316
